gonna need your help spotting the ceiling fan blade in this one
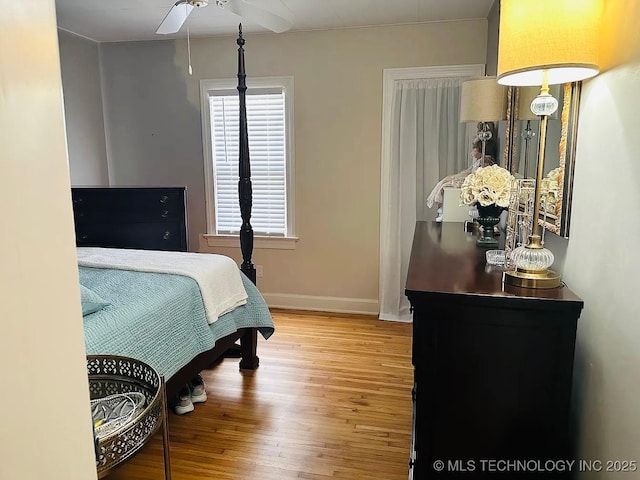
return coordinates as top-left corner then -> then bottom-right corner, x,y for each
223,0 -> 294,33
156,1 -> 195,35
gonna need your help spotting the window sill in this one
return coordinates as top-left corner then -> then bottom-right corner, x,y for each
203,234 -> 298,250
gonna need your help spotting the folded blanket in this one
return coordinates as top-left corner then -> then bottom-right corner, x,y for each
77,247 -> 247,324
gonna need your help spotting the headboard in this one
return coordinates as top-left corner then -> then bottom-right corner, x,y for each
71,187 -> 188,252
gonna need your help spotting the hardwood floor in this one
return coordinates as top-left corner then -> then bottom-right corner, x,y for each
108,310 -> 413,480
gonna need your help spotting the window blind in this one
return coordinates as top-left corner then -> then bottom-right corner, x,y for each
209,88 -> 287,236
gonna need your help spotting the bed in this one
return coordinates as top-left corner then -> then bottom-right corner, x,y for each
73,26 -> 271,399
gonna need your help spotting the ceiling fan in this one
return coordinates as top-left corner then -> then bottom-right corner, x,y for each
156,0 -> 294,35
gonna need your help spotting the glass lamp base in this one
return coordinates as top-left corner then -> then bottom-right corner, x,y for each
502,268 -> 562,289
505,240 -> 560,288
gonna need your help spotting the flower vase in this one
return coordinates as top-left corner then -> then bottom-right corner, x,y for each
475,204 -> 502,248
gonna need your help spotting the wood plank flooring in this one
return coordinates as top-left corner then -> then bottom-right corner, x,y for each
108,310 -> 413,480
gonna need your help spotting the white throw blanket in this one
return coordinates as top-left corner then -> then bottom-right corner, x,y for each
77,247 -> 248,324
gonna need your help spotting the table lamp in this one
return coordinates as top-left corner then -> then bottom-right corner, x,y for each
459,76 -> 507,167
459,76 -> 507,232
498,0 -> 602,289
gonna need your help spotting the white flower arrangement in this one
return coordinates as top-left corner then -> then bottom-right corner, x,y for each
460,164 -> 515,208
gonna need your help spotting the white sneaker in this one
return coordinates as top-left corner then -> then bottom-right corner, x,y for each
174,386 -> 194,415
190,374 -> 207,404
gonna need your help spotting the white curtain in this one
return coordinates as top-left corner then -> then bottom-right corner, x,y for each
379,77 -> 472,321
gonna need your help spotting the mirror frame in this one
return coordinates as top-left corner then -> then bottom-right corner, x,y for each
504,82 -> 582,238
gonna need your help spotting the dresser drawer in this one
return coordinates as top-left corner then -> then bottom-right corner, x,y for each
75,222 -> 186,252
72,188 -> 185,224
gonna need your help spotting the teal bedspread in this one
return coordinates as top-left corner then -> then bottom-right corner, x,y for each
79,267 -> 274,379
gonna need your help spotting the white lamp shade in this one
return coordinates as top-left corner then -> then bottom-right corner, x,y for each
497,0 -> 603,86
459,76 -> 507,123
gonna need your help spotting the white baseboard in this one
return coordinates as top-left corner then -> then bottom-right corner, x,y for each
262,293 -> 379,316
378,313 -> 413,323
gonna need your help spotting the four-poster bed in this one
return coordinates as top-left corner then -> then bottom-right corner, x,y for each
74,25 -> 270,399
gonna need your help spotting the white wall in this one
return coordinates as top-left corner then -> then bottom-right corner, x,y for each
565,58 -> 640,476
58,30 -> 109,186
1,2 -> 97,479
534,4 -> 640,472
98,21 -> 487,312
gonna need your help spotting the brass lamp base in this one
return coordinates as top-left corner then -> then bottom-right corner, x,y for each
502,268 -> 562,289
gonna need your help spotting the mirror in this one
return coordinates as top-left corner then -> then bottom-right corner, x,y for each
504,82 -> 581,238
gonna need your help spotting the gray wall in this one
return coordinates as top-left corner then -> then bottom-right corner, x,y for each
563,58 -> 640,474
58,30 -> 109,186
100,40 -> 205,251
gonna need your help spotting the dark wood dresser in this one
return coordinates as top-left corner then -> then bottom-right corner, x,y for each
71,187 -> 188,252
405,222 -> 583,479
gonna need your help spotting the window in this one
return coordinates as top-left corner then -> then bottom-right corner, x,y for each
200,76 -> 296,247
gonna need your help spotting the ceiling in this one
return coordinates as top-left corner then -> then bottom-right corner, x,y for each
56,0 -> 495,43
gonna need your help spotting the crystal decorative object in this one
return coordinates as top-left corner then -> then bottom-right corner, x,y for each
510,245 -> 554,272
504,179 -> 536,268
486,250 -> 506,266
477,126 -> 493,142
530,93 -> 558,117
521,124 -> 536,141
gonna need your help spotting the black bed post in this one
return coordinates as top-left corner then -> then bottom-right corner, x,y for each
226,26 -> 259,371
236,24 -> 256,285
